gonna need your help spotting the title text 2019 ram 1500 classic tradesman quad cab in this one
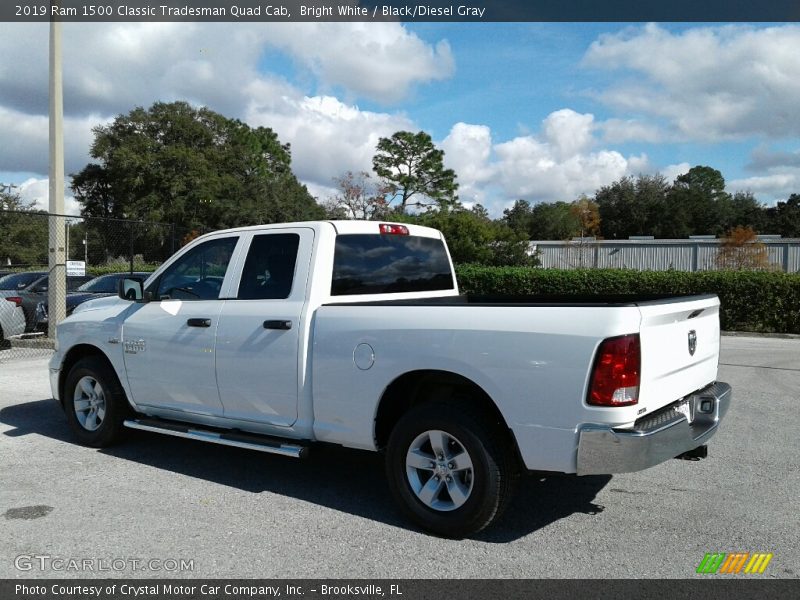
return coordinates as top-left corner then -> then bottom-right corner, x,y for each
50,221 -> 731,537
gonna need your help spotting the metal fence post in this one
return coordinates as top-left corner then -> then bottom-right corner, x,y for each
784,243 -> 790,273
129,221 -> 134,274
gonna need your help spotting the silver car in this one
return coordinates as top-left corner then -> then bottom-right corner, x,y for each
0,296 -> 26,348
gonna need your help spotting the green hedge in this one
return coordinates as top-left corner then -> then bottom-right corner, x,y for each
86,263 -> 160,276
455,265 -> 800,334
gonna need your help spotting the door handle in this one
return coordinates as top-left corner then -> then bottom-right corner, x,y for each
263,320 -> 292,330
187,318 -> 212,327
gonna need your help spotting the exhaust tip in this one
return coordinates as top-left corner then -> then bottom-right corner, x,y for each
676,445 -> 708,461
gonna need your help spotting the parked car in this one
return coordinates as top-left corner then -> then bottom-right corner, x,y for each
0,273 -> 94,331
34,272 -> 152,331
50,221 -> 731,537
0,296 -> 26,348
0,271 -> 48,292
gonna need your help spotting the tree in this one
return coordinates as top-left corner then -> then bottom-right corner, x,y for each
727,191 -> 767,233
716,226 -> 772,271
324,171 -> 391,220
415,205 -> 537,266
502,200 -> 583,241
594,174 -> 669,239
765,194 -> 800,237
372,130 -> 458,213
502,199 -> 534,235
72,101 -> 323,237
665,165 -> 732,237
0,191 -> 48,267
569,196 -> 601,239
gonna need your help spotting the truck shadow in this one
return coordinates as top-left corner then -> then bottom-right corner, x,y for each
1,398 -> 610,542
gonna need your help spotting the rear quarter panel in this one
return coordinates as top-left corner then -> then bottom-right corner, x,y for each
311,303 -> 642,473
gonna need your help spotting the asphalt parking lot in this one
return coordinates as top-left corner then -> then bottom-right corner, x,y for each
0,336 -> 797,579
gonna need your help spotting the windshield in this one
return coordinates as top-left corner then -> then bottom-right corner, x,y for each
77,275 -> 121,293
76,273 -> 151,294
0,272 -> 46,290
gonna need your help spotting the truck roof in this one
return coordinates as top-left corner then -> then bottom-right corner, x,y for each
192,220 -> 444,241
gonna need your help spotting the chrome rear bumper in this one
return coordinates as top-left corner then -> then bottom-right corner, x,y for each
576,381 -> 731,475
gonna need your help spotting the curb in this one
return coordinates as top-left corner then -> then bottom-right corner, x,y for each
722,331 -> 800,340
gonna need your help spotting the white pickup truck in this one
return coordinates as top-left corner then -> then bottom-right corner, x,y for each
50,220 -> 731,537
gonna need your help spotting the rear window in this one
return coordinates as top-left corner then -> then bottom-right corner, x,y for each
0,272 -> 45,290
331,234 -> 453,296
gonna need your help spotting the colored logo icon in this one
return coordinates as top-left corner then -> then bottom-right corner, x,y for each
697,552 -> 773,574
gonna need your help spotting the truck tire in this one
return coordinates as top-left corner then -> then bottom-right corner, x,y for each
63,356 -> 129,447
385,402 -> 516,538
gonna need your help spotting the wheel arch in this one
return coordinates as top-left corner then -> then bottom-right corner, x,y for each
374,369 -> 519,457
59,344 -> 119,408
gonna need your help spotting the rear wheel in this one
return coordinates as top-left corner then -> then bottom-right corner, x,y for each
385,402 -> 517,538
63,356 -> 129,447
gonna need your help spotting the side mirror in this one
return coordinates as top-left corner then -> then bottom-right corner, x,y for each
118,277 -> 147,302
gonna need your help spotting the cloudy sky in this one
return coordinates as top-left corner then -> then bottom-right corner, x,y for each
1,21 -> 799,216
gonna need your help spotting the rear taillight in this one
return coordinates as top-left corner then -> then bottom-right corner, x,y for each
378,223 -> 409,235
588,334 -> 640,406
5,296 -> 22,307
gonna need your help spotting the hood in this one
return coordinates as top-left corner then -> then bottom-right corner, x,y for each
71,294 -> 126,315
66,292 -> 113,311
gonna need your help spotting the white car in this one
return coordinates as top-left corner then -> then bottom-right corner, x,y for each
0,296 -> 26,347
50,221 -> 731,537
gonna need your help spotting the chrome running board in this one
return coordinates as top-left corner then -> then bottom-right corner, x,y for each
124,418 -> 308,458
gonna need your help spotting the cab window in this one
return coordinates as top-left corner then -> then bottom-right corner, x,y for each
237,234 -> 300,300
153,237 -> 238,301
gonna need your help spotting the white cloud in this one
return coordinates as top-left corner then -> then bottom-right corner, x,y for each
0,105 -> 104,175
729,170 -> 800,203
304,182 -> 339,204
441,123 -> 495,206
438,111 -> 646,212
263,23 -> 455,104
18,177 -> 81,215
542,109 -> 595,160
583,23 -> 800,140
0,22 -> 453,119
662,162 -> 691,184
495,139 -> 629,202
245,79 -> 414,189
0,21 -> 450,202
599,118 -> 664,144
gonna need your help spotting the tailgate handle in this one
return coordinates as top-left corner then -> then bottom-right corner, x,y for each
688,309 -> 705,319
187,318 -> 211,328
264,320 -> 292,330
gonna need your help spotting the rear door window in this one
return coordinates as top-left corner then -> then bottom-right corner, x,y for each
237,234 -> 300,300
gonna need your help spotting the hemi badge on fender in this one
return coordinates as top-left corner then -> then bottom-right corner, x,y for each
123,339 -> 146,354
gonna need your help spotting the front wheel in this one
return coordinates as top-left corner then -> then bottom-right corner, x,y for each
385,402 -> 517,538
63,356 -> 129,447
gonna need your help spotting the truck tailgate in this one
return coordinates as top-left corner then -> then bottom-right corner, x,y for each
637,295 -> 721,414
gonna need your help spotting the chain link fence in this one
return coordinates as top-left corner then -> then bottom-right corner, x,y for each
0,210 -> 205,363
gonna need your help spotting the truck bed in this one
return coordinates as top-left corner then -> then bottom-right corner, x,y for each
326,293 -> 716,307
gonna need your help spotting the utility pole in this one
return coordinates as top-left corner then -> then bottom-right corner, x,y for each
48,11 -> 66,339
